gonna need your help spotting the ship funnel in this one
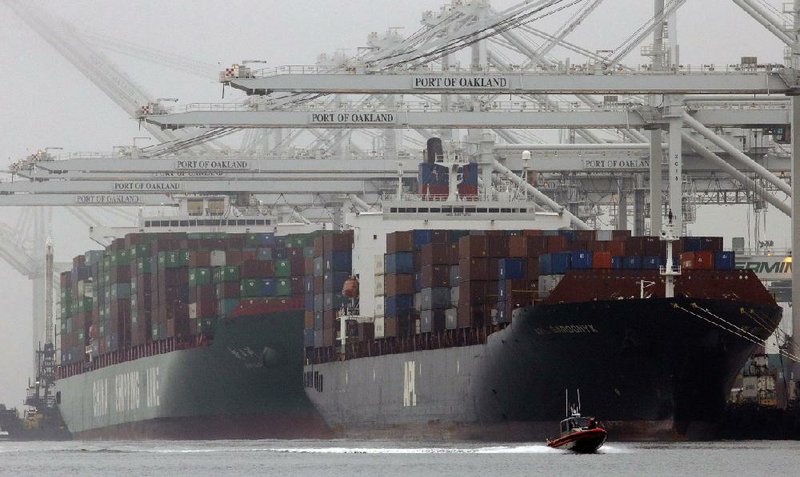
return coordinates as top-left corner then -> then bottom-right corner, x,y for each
426,138 -> 443,164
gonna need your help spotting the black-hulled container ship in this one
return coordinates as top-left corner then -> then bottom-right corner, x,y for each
299,155 -> 782,441
54,210 -> 332,439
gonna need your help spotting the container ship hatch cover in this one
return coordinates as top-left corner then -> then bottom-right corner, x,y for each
301,153 -> 782,442
54,196 -> 331,439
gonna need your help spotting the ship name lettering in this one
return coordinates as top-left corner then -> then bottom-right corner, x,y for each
92,379 -> 108,417
146,366 -> 161,408
115,371 -> 141,413
535,324 -> 599,334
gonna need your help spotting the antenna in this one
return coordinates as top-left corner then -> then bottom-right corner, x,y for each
565,388 -> 569,416
577,388 -> 581,413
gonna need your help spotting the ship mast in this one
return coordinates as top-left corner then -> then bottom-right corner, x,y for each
660,211 -> 681,298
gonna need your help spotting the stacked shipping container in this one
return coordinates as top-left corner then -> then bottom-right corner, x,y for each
58,231 -> 317,366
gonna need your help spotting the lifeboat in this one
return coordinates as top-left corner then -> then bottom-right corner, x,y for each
342,276 -> 359,298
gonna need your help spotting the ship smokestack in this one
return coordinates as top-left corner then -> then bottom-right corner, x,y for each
426,138 -> 443,164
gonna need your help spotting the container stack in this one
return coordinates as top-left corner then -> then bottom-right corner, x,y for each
58,231 -> 314,365
416,230 -> 454,334
384,231 -> 415,338
306,231 -> 353,350
58,253 -> 93,364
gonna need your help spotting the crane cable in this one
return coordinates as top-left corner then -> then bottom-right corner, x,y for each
370,0 -> 589,69
673,303 -> 800,363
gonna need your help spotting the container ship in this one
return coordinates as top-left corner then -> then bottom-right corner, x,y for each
300,152 -> 783,441
54,198 -> 331,438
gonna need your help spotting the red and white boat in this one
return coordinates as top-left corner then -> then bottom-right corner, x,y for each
547,391 -> 607,453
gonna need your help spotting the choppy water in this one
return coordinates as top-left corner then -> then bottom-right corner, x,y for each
1,440 -> 798,476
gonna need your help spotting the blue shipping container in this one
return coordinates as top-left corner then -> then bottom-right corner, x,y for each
331,250 -> 352,271
499,258 -> 526,279
304,293 -> 314,310
571,251 -> 593,270
413,230 -> 433,249
386,252 -> 415,274
642,256 -> 661,269
261,278 -> 277,296
623,256 -> 642,269
683,237 -> 703,252
539,253 -> 571,275
385,294 -> 414,317
611,256 -> 624,269
715,251 -> 736,270
303,329 -> 314,347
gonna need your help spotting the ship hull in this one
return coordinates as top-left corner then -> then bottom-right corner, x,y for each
56,311 -> 329,439
303,298 -> 781,441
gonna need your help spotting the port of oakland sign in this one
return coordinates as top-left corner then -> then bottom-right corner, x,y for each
582,158 -> 649,170
76,195 -> 143,205
310,112 -> 396,125
113,182 -> 182,192
412,76 -> 509,89
173,160 -> 251,171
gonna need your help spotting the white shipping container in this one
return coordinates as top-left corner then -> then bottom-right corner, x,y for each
450,286 -> 459,304
375,275 -> 385,296
188,303 -> 197,319
374,316 -> 385,338
374,299 -> 385,316
210,250 -> 226,267
445,308 -> 458,330
538,274 -> 565,297
374,255 -> 385,275
595,230 -> 613,241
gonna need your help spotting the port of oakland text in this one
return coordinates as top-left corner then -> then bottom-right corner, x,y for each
76,195 -> 142,204
113,182 -> 181,191
412,76 -> 509,89
173,160 -> 250,170
582,158 -> 648,170
534,324 -> 600,335
310,112 -> 395,124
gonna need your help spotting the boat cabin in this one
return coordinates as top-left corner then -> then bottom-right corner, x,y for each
560,415 -> 598,435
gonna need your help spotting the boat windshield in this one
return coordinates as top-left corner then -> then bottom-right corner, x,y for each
562,417 -> 592,432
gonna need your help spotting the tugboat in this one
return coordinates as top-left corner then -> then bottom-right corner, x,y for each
547,390 -> 607,453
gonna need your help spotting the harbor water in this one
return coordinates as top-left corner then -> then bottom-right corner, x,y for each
1,440 -> 798,476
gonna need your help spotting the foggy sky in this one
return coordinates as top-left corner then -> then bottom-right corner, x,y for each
0,0 -> 791,407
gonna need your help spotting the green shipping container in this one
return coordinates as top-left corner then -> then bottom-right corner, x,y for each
274,259 -> 292,277
275,278 -> 292,296
189,268 -> 212,286
240,279 -> 264,298
214,266 -> 240,283
137,257 -> 152,274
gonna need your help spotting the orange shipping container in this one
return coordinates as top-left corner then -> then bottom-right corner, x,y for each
592,251 -> 613,269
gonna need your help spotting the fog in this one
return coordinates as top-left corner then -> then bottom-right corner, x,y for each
0,0 -> 791,407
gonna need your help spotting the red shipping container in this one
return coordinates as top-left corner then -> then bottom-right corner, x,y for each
457,304 -> 486,328
304,311 -> 315,330
680,251 -> 714,270
387,231 -> 414,254
291,276 -> 304,295
487,236 -> 508,258
608,240 -> 626,257
459,235 -> 489,258
546,235 -> 568,253
592,251 -> 613,269
458,280 -> 491,305
419,243 -> 453,267
420,265 -> 450,288
189,251 -> 211,267
290,254 -> 305,276
241,260 -> 275,278
459,257 -> 490,281
385,274 -> 415,296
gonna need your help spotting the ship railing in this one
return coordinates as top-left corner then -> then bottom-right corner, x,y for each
56,335 -> 212,379
308,323 -> 511,365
